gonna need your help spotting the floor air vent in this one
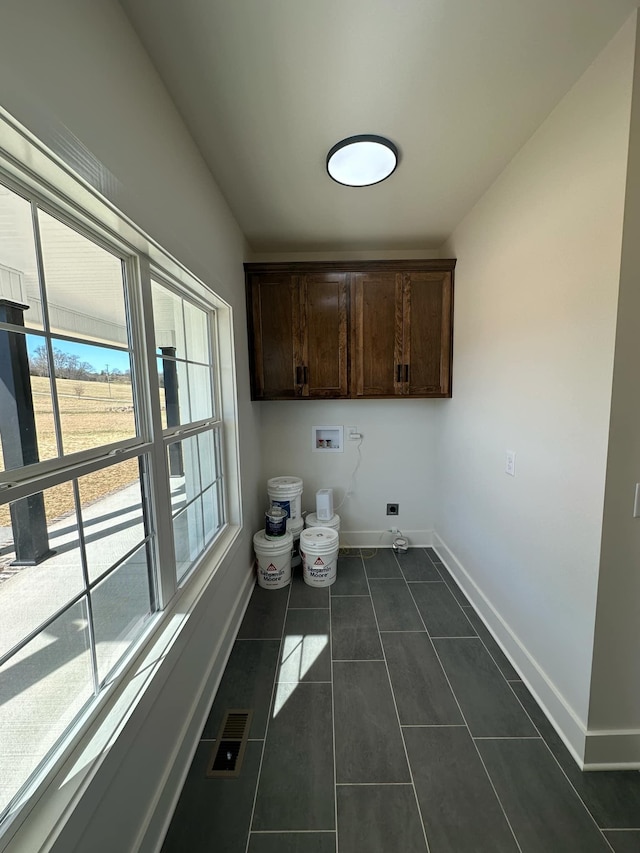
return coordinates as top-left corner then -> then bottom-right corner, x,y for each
206,710 -> 253,778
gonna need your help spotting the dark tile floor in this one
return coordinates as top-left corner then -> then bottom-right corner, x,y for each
161,548 -> 640,853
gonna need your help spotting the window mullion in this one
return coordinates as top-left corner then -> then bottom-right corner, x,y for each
30,202 -> 64,458
136,256 -> 177,607
72,478 -> 100,696
0,439 -> 151,502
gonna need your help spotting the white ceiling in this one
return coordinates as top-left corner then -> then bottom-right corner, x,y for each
119,0 -> 639,254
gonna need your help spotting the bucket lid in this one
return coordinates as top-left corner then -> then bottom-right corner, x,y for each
266,506 -> 287,520
306,512 -> 340,527
253,529 -> 293,550
267,476 -> 303,493
287,515 -> 305,535
300,527 -> 339,548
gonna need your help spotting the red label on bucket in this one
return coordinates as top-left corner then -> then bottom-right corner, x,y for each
314,557 -> 324,566
267,562 -> 277,572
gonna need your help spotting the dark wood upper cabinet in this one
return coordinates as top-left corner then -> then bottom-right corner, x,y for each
247,272 -> 298,399
245,260 -> 454,400
402,270 -> 453,397
302,272 -> 349,398
352,270 -> 402,397
246,267 -> 349,400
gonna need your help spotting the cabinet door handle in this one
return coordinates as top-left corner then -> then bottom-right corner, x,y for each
296,365 -> 303,385
404,364 -> 409,383
396,364 -> 402,383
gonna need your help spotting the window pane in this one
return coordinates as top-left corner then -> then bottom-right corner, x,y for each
0,599 -> 93,817
0,332 -> 58,473
157,356 -> 189,431
187,363 -> 213,421
174,501 -> 204,581
51,338 -> 136,455
198,430 -> 216,490
91,544 -> 153,685
78,458 -> 147,583
38,210 -> 128,347
0,183 -> 43,330
202,485 -> 222,545
183,299 -> 209,364
167,434 -> 203,517
151,282 -> 186,359
0,481 -> 84,659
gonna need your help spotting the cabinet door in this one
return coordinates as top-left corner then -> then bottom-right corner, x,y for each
352,271 -> 403,397
248,273 -> 300,399
402,271 -> 453,397
301,272 -> 349,398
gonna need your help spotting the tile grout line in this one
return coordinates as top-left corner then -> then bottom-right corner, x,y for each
236,637 -> 282,641
473,736 -> 541,740
429,635 -> 477,640
329,568 -> 339,853
336,782 -> 415,787
365,548 -> 433,853
433,557 -> 618,852
504,679 -> 618,851
250,830 -> 337,835
432,562 -> 524,688
603,827 -> 640,832
404,573 -> 525,853
243,584 -> 293,853
434,559 -> 617,853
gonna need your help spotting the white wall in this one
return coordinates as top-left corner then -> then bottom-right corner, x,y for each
260,399 -> 441,546
586,16 -> 640,765
0,1 -> 262,850
252,248 -> 446,547
435,17 -> 635,762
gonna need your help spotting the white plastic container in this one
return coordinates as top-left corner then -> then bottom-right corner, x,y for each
253,529 -> 293,589
287,515 -> 305,569
301,527 -> 339,587
315,488 -> 334,521
305,512 -> 340,541
267,476 -> 304,520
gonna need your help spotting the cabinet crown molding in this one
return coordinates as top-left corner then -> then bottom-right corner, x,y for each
244,259 -> 456,274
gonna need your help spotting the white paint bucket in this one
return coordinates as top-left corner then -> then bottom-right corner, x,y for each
267,476 -> 303,520
305,512 -> 341,542
287,515 -> 305,569
301,527 -> 339,587
253,530 -> 293,589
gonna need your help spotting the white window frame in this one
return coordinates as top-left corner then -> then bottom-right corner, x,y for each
0,106 -> 243,852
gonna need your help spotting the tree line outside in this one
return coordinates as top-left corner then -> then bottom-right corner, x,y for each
29,345 -> 132,384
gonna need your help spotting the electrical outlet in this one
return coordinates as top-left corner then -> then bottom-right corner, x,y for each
505,450 -> 516,477
386,503 -> 399,515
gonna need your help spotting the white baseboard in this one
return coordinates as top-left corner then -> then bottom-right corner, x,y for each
341,529 -> 433,549
583,730 -> 640,769
432,532 -> 588,768
433,532 -> 640,769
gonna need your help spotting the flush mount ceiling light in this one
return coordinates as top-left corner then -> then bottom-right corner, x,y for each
326,134 -> 398,187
